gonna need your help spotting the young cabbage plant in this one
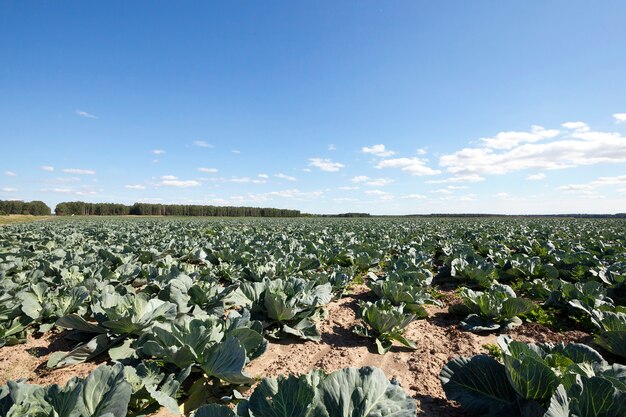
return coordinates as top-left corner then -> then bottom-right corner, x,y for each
0,364 -> 132,417
450,284 -> 534,332
368,273 -> 441,316
449,257 -> 497,289
124,361 -> 192,416
440,336 -> 626,417
194,366 -> 416,417
17,283 -> 89,333
353,299 -> 417,354
229,277 -> 332,341
0,317 -> 29,348
49,290 -> 177,369
593,310 -> 626,361
140,313 -> 265,385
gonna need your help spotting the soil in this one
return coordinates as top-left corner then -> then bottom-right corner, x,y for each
0,285 -> 593,417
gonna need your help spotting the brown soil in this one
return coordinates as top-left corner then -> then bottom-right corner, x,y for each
246,286 -> 497,416
0,330 -> 98,387
0,286 -> 596,417
509,322 -> 592,345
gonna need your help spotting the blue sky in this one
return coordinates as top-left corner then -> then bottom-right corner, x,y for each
1,1 -> 626,214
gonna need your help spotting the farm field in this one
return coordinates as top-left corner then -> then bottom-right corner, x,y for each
1,217 -> 625,416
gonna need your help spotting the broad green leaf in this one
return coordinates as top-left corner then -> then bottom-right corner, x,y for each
193,404 -> 237,417
319,366 -> 416,417
503,354 -> 558,403
56,315 -> 107,334
79,364 -> 131,417
201,336 -> 254,385
47,334 -> 113,369
247,375 -> 323,417
577,376 -> 626,417
440,355 -> 518,416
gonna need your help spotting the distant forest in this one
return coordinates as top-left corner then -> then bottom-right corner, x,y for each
2,200 -> 625,219
0,200 -> 51,216
54,201 -> 302,217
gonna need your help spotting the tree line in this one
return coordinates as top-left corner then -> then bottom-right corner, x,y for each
54,201 -> 301,217
0,200 -> 51,216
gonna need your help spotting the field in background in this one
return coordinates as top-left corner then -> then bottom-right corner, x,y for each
1,216 -> 625,416
0,214 -> 52,225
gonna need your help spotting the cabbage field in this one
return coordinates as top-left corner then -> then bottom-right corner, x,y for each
1,217 -> 625,416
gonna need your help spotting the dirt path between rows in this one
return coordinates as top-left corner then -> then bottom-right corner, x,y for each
0,285 -> 591,417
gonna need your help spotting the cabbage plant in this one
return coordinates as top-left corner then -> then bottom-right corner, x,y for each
440,336 -> 626,417
368,272 -> 441,315
192,366 -> 416,417
353,299 -> 416,354
450,284 -> 534,332
0,364 -> 132,417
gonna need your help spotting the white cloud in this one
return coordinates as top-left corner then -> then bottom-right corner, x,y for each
613,113 -> 626,124
229,177 -> 267,184
349,175 -> 393,186
375,157 -> 440,176
2,187 -> 17,192
362,144 -> 395,157
401,194 -> 427,200
258,174 -> 269,179
494,192 -> 510,199
416,148 -> 428,155
161,175 -> 178,180
558,184 -> 593,192
198,167 -> 218,173
152,149 -> 166,155
232,150 -> 241,154
431,188 -> 453,195
228,189 -> 324,205
559,175 -> 626,194
45,177 -> 80,184
62,168 -> 96,175
426,175 -> 485,184
275,173 -> 297,181
159,179 -> 201,188
338,186 -> 359,190
365,189 -> 388,196
480,125 -> 559,150
365,189 -> 393,201
266,189 -> 323,199
328,144 -> 336,151
40,165 -> 54,172
439,123 -> 626,176
202,176 -> 266,184
447,185 -> 469,190
365,178 -> 394,187
309,158 -> 345,172
125,184 -> 146,190
459,194 -> 477,202
4,171 -> 16,177
193,141 -> 214,148
76,110 -> 97,119
526,173 -> 546,181
593,175 -> 626,186
42,187 -> 98,196
562,121 -> 590,131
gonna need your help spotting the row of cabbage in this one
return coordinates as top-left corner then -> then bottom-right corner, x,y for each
1,217 -> 625,416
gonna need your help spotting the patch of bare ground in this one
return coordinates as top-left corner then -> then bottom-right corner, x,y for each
509,322 -> 592,345
0,330 -> 98,387
246,287 -> 496,417
1,287 -> 599,417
